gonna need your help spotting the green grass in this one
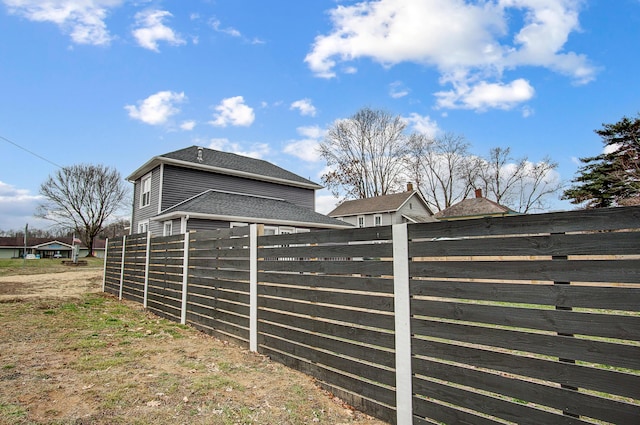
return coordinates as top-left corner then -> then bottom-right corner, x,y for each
0,257 -> 104,276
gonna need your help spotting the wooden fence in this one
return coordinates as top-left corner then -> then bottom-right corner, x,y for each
103,206 -> 640,424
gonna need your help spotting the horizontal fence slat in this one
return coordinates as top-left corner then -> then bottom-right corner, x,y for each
410,231 -> 640,257
259,242 -> 393,260
259,284 -> 394,312
410,259 -> 640,283
412,298 -> 640,341
408,206 -> 640,239
259,308 -> 396,354
259,260 -> 393,276
411,279 -> 640,312
259,296 -> 395,331
259,271 -> 393,294
412,317 -> 640,370
412,338 -> 640,400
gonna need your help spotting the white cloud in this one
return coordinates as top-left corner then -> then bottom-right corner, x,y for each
132,9 -> 185,52
306,0 -> 595,111
290,99 -> 317,117
435,78 -> 535,111
389,81 -> 409,99
209,96 -> 255,127
180,120 -> 196,131
0,181 -> 49,230
283,126 -> 325,162
209,18 -> 241,37
3,0 -> 123,45
403,113 -> 439,137
315,190 -> 340,215
125,90 -> 186,125
206,138 -> 269,159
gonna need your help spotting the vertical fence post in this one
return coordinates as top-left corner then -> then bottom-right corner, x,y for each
119,235 -> 126,300
181,232 -> 190,325
552,232 -> 579,419
249,224 -> 259,352
102,238 -> 108,292
143,231 -> 151,309
393,223 -> 413,424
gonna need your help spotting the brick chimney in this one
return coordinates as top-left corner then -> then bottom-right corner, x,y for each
475,188 -> 483,198
407,182 -> 414,192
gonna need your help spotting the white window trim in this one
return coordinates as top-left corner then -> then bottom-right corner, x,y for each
279,226 -> 295,235
138,220 -> 149,234
140,173 -> 152,208
357,215 -> 365,228
374,214 -> 382,227
163,220 -> 173,236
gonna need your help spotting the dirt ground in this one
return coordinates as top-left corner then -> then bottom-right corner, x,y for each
0,268 -> 388,425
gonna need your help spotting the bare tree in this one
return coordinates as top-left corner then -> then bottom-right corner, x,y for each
405,133 -> 476,212
476,147 -> 562,213
37,164 -> 128,256
319,107 -> 409,199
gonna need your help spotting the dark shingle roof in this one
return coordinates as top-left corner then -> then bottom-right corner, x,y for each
434,197 -> 515,219
128,146 -> 321,189
328,191 -> 426,217
156,190 -> 351,229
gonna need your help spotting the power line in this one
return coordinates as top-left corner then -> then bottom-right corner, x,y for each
0,134 -> 62,168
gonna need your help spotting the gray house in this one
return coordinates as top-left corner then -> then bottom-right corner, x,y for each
127,146 -> 350,236
328,185 -> 436,228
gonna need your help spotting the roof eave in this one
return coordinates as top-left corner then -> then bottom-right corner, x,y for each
152,211 -> 352,230
127,156 -> 322,190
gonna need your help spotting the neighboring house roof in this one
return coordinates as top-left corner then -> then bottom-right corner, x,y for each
154,189 -> 352,230
328,191 -> 434,218
127,145 -> 322,190
434,197 -> 516,220
0,237 -> 106,249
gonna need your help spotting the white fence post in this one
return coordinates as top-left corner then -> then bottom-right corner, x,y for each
249,224 -> 258,352
393,223 -> 413,424
119,235 -> 126,300
181,233 -> 190,325
143,231 -> 151,309
102,238 -> 108,292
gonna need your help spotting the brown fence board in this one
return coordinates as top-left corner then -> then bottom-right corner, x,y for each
408,206 -> 640,240
259,259 -> 393,276
412,376 -> 588,425
188,268 -> 249,282
410,231 -> 640,257
259,284 -> 394,312
414,356 -> 639,424
410,259 -> 640,283
259,272 -> 393,294
259,297 -> 395,331
189,258 -> 249,270
259,309 -> 396,355
259,242 -> 393,260
259,322 -> 395,387
259,340 -> 397,409
412,318 -> 640,370
411,279 -> 640,311
412,338 -> 640,400
412,298 -> 640,341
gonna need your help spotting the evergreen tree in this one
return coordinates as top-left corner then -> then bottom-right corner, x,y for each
563,114 -> 640,208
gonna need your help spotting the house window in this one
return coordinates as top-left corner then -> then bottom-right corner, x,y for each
279,227 -> 295,235
163,221 -> 173,236
138,220 -> 149,234
140,174 -> 151,207
374,215 -> 382,226
357,216 -> 365,228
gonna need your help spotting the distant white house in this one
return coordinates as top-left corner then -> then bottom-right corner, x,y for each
0,237 -> 105,259
328,184 -> 436,228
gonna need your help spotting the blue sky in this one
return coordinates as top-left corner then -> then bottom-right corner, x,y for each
1,0 -> 639,231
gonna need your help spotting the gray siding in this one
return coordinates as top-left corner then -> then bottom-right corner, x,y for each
187,218 -> 230,232
161,165 -> 315,211
131,166 -> 161,234
397,197 -> 432,219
